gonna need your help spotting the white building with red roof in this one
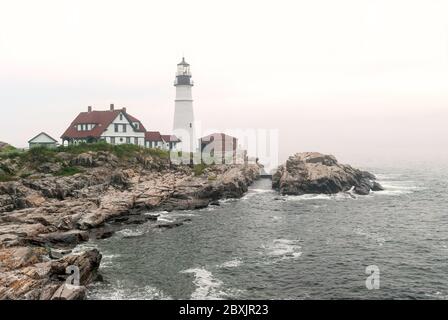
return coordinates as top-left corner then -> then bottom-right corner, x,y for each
61,104 -> 179,151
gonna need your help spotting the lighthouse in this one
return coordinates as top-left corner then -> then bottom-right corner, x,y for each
173,57 -> 196,153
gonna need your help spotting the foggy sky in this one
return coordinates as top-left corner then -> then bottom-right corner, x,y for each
1,0 -> 448,166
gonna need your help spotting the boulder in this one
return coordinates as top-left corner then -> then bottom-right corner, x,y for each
51,284 -> 87,300
273,152 -> 383,196
70,153 -> 94,167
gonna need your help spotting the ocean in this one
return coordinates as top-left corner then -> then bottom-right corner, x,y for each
78,163 -> 448,300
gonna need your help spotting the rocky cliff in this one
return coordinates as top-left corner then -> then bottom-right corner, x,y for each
272,152 -> 383,196
0,148 -> 259,299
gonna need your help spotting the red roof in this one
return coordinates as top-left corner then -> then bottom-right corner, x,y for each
161,135 -> 180,142
61,109 -> 146,139
145,131 -> 163,141
127,114 -> 146,132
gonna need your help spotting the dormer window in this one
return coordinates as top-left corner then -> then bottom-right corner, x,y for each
134,122 -> 139,129
77,124 -> 96,131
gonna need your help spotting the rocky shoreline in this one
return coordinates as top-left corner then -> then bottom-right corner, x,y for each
0,150 -> 260,299
0,148 -> 385,300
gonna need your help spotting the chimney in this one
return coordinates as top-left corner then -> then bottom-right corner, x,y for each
88,106 -> 92,112
110,103 -> 114,111
122,107 -> 127,113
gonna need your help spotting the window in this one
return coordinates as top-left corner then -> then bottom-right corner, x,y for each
110,137 -> 115,145
126,137 -> 131,144
120,138 -> 123,142
119,114 -> 123,120
123,124 -> 127,133
134,122 -> 139,129
134,137 -> 138,145
115,124 -> 119,132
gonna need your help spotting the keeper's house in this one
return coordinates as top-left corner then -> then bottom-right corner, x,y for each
61,104 -> 179,151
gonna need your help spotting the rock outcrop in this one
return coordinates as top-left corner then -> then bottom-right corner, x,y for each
0,150 -> 260,299
272,152 -> 383,195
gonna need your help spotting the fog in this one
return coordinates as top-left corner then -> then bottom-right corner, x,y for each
1,0 -> 448,166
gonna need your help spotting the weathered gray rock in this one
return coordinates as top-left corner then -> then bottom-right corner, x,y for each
273,152 -> 383,196
0,248 -> 101,300
51,284 -> 87,300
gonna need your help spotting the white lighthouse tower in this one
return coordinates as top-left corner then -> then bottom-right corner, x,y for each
173,57 -> 196,153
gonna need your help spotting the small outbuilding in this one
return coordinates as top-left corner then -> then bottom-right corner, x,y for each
28,132 -> 58,149
199,133 -> 238,164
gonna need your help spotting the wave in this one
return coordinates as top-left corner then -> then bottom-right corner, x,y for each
353,227 -> 386,246
72,242 -> 99,254
271,215 -> 283,222
262,239 -> 302,261
249,188 -> 275,194
284,193 -> 353,201
116,228 -> 146,238
424,291 -> 448,300
88,281 -> 171,300
373,179 -> 425,197
217,258 -> 243,268
180,267 -> 228,300
99,253 -> 121,269
219,198 -> 239,204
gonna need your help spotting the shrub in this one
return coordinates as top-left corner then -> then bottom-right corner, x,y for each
193,163 -> 208,176
25,146 -> 57,163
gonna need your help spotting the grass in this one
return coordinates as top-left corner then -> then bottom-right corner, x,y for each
54,166 -> 84,177
0,142 -> 172,181
0,173 -> 16,182
193,163 -> 208,176
57,142 -> 170,159
0,145 -> 16,153
19,172 -> 32,179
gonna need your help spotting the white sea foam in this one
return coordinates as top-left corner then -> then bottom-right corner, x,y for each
156,212 -> 176,223
241,188 -> 275,200
284,193 -> 353,201
372,180 -> 424,197
219,198 -> 238,204
72,242 -> 98,254
375,173 -> 403,180
180,267 -> 227,300
116,228 -> 145,238
88,281 -> 171,300
424,291 -> 448,300
250,188 -> 274,194
99,253 -> 121,269
217,258 -> 243,268
263,239 -> 302,261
